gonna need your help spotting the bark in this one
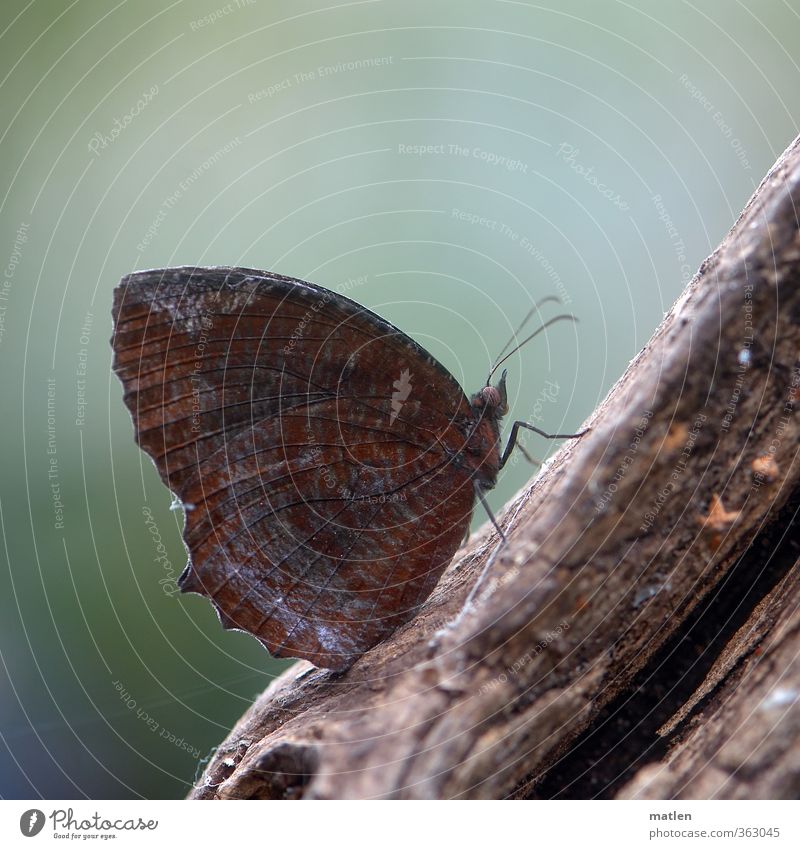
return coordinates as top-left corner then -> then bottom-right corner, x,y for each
189,135 -> 800,800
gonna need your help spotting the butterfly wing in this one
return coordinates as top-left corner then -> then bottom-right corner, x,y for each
111,267 -> 477,669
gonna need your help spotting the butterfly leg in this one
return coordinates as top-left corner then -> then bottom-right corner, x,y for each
462,483 -> 508,606
439,482 -> 508,637
513,441 -> 542,468
434,429 -> 589,642
455,480 -> 498,556
499,421 -> 589,469
450,427 -> 588,625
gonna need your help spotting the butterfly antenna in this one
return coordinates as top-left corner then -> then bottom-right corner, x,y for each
488,295 -> 561,382
487,313 -> 579,383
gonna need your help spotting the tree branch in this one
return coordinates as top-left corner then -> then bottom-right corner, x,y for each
189,135 -> 800,800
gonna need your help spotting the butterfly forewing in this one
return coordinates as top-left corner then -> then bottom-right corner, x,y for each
112,267 -> 477,669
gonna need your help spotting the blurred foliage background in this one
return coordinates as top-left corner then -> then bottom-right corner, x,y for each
1,0 -> 799,799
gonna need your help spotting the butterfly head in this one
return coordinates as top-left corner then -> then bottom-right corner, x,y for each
472,369 -> 509,419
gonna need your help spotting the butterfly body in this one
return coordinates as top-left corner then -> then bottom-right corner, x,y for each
460,380 -> 509,489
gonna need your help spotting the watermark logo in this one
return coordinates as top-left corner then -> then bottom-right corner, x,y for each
19,809 -> 45,837
87,85 -> 159,156
141,506 -> 179,595
390,369 -> 413,424
556,143 -> 630,210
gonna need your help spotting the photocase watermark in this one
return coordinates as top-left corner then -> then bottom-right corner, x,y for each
114,679 -> 201,759
19,809 -> 45,837
397,142 -> 529,173
640,412 -> 707,532
477,620 -> 571,696
529,379 -> 559,424
652,194 -> 693,285
75,312 -> 92,428
721,282 -> 754,432
141,506 -> 179,595
451,207 -> 572,304
750,361 -> 800,496
87,85 -> 159,156
336,273 -> 369,296
451,208 -> 506,232
679,73 -> 751,170
136,137 -> 243,252
390,368 -> 413,424
282,290 -> 336,356
20,807 -> 158,837
248,56 -> 393,102
46,378 -> 64,531
190,0 -> 255,30
594,409 -> 653,514
303,429 -> 408,504
0,221 -> 28,348
189,312 -> 214,433
555,143 -> 630,210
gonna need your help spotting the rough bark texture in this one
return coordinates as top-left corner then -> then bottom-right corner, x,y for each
189,136 -> 800,800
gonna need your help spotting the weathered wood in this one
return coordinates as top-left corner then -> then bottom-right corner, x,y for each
189,135 -> 800,800
618,529 -> 800,800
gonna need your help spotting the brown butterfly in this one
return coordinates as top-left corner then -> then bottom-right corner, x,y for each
111,267 -> 580,670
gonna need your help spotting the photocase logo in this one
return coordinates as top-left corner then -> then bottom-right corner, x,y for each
19,809 -> 45,837
19,808 -> 160,836
389,369 -> 413,424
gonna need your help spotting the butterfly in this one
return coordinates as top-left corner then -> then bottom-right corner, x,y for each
111,266 -> 581,670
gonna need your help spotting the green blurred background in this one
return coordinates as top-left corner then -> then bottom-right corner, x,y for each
1,0 -> 798,799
